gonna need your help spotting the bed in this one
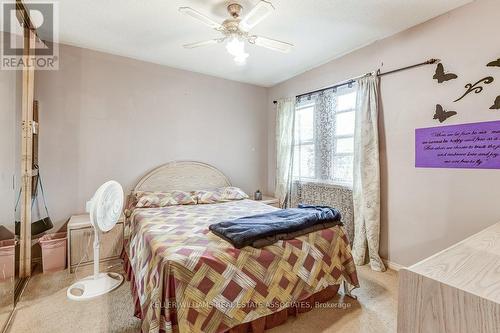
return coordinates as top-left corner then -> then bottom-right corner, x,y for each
123,161 -> 359,333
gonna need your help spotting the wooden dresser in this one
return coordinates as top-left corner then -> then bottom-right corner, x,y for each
398,222 -> 500,333
67,213 -> 124,273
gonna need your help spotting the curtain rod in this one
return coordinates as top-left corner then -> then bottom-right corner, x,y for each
272,58 -> 440,104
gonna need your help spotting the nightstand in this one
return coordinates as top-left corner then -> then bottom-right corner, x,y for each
253,195 -> 280,208
67,213 -> 124,273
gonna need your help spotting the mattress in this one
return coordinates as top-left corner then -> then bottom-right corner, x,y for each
127,199 -> 358,333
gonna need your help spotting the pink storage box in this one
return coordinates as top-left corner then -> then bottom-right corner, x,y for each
39,232 -> 67,273
0,239 -> 15,281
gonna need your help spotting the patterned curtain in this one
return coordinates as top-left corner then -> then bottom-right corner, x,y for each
352,75 -> 386,272
275,97 -> 296,208
315,91 -> 336,180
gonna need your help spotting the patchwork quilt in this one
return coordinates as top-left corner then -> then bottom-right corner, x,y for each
127,199 -> 358,333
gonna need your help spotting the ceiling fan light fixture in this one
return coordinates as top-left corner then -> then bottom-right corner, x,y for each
226,34 -> 249,65
179,1 -> 293,62
234,53 -> 249,66
226,35 -> 246,57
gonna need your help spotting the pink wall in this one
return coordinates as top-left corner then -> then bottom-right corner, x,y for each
35,45 -> 268,231
268,0 -> 500,266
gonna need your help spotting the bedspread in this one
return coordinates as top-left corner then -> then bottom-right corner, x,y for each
128,199 -> 358,333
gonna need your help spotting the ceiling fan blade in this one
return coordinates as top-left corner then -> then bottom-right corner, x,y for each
239,1 -> 274,31
179,7 -> 222,30
183,39 -> 223,49
253,36 -> 293,53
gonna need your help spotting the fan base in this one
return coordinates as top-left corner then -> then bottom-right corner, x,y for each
227,3 -> 242,18
67,272 -> 123,301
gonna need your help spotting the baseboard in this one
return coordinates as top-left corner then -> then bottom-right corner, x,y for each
382,258 -> 404,271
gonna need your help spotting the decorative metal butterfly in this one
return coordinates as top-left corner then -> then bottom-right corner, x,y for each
434,104 -> 457,123
487,58 -> 500,67
433,63 -> 458,83
490,96 -> 500,110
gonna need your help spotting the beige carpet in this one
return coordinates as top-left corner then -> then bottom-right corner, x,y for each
269,265 -> 398,333
7,265 -> 398,333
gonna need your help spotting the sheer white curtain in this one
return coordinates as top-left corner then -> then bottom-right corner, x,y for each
275,97 -> 296,208
352,75 -> 385,271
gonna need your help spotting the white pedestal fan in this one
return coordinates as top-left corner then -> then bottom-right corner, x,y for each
67,180 -> 124,301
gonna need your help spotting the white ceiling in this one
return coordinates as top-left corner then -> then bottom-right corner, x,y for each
41,0 -> 472,86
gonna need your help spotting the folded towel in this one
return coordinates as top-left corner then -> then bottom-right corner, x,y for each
209,204 -> 342,249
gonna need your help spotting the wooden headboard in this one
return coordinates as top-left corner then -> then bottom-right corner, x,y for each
133,161 -> 231,192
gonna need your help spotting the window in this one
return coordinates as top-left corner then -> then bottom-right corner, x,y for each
293,84 -> 357,185
293,102 -> 315,179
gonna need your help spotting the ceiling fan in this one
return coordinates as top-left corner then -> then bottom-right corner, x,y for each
179,1 -> 293,65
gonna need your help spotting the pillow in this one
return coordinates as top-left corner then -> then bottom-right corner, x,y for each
194,187 -> 249,204
219,186 -> 249,200
134,190 -> 196,208
194,189 -> 223,204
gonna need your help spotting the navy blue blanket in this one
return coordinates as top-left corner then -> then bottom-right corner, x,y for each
209,204 -> 342,249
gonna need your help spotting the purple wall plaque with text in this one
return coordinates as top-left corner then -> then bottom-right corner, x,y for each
415,120 -> 500,169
